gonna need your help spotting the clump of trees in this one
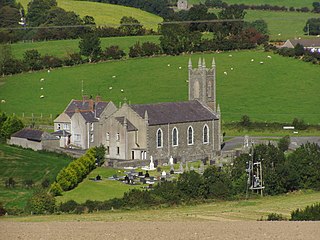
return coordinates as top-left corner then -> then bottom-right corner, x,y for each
49,145 -> 106,196
0,112 -> 24,141
291,203 -> 320,220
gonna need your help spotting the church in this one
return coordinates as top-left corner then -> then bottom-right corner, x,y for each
53,58 -> 221,163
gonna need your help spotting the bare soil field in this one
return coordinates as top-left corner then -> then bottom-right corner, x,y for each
1,221 -> 319,240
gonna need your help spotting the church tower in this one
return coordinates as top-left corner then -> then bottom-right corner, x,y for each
188,57 -> 216,112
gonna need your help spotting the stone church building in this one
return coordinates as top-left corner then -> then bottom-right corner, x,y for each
54,58 -> 221,162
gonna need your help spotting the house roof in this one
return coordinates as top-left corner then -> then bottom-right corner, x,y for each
288,38 -> 320,48
130,100 -> 218,126
11,128 -> 57,142
115,117 -> 138,131
52,130 -> 71,136
64,99 -> 109,119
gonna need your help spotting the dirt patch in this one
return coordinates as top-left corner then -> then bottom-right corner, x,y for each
1,221 -> 319,240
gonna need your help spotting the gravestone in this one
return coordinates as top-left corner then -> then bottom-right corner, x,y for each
145,171 -> 150,178
185,162 -> 189,172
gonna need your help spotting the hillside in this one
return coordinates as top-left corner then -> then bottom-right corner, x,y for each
18,0 -> 162,30
0,144 -> 72,209
1,51 -> 320,124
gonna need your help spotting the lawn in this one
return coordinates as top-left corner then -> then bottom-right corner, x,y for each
189,0 -> 315,8
3,190 -> 320,221
18,0 -> 162,30
56,167 -> 140,203
1,51 -> 320,124
0,144 -> 72,209
11,35 -> 160,59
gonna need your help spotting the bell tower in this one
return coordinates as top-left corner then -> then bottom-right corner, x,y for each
188,57 -> 216,112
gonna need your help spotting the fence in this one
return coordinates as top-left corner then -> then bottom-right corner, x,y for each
5,112 -> 54,129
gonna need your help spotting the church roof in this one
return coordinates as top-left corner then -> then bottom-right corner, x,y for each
131,100 -> 218,126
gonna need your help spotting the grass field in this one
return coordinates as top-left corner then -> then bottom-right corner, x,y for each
18,0 -> 162,30
3,190 -> 320,221
189,0 -> 315,8
1,51 -> 320,124
11,35 -> 160,59
0,144 -> 72,209
208,9 -> 319,40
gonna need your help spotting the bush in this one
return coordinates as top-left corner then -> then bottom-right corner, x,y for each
41,178 -> 50,188
267,212 -> 287,221
103,45 -> 126,60
24,179 -> 34,188
49,182 -> 63,196
0,203 -> 6,216
278,135 -> 290,152
240,115 -> 251,127
59,200 -> 79,213
5,177 -> 16,188
74,205 -> 86,214
25,189 -> 56,214
291,203 -> 320,221
292,118 -> 307,130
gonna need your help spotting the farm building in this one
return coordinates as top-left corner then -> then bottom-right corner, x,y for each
54,58 -> 222,163
9,128 -> 59,151
282,38 -> 320,52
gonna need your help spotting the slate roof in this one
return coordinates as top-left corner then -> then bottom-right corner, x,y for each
289,39 -> 320,48
130,100 -> 218,126
11,128 -> 43,141
80,112 -> 99,122
65,100 -> 109,119
115,117 -> 138,131
52,130 -> 71,136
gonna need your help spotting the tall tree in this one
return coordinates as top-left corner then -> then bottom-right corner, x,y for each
79,32 -> 101,62
119,16 -> 145,36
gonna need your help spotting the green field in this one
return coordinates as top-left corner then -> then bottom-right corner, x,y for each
0,144 -> 72,208
208,9 -> 319,40
18,0 -> 162,30
11,35 -> 160,59
1,51 -> 320,124
189,0 -> 315,8
2,190 -> 320,221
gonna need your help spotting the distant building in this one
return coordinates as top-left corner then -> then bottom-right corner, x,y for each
282,38 -> 320,52
55,58 -> 222,163
177,0 -> 188,10
9,128 -> 59,151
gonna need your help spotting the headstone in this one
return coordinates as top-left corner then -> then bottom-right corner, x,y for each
169,156 -> 174,165
190,164 -> 194,171
138,171 -> 143,176
185,162 -> 189,171
173,158 -> 178,164
161,171 -> 167,178
179,162 -> 184,172
145,171 -> 150,178
96,175 -> 101,180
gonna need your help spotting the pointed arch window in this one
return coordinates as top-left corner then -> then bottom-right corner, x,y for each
187,126 -> 194,145
172,127 -> 178,146
157,128 -> 163,148
203,124 -> 209,144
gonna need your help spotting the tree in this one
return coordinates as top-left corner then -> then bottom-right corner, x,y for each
1,115 -> 24,139
27,0 -> 57,27
0,45 -> 13,75
79,32 -> 101,62
49,182 -> 63,196
177,170 -> 203,199
312,2 -> 320,13
303,18 -> 320,35
245,19 -> 269,35
94,144 -> 106,166
23,49 -> 42,71
294,43 -> 305,56
103,45 -> 126,60
278,135 -> 290,152
129,42 -> 143,58
240,115 -> 251,127
119,16 -> 145,36
141,42 -> 161,56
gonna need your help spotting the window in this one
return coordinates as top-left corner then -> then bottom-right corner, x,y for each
172,127 -> 178,146
90,134 -> 94,143
74,134 -> 81,142
106,132 -> 110,141
90,123 -> 94,131
157,128 -> 163,148
187,126 -> 194,145
117,147 -> 120,155
57,123 -> 61,130
106,146 -> 110,155
116,133 -> 120,141
203,125 -> 209,144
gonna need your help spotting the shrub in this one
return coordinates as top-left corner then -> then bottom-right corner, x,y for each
24,179 -> 34,188
0,203 -> 6,216
74,205 -> 85,214
5,177 -> 16,188
240,115 -> 251,127
267,213 -> 287,221
103,45 -> 126,60
278,135 -> 290,152
41,178 -> 50,188
59,200 -> 79,213
292,118 -> 307,130
291,203 -> 320,221
49,182 -> 63,196
25,188 -> 56,214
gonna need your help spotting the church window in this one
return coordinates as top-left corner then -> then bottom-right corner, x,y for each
207,81 -> 212,98
194,81 -> 200,99
117,147 -> 120,155
187,126 -> 194,145
90,123 -> 94,131
157,128 -> 163,148
90,134 -> 94,143
172,127 -> 178,146
203,125 -> 209,144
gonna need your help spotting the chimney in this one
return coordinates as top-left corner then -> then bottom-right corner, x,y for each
89,99 -> 94,111
75,108 -> 80,113
96,95 -> 102,102
82,95 -> 88,102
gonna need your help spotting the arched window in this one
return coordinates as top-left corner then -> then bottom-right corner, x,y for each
187,126 -> 194,145
203,124 -> 209,144
157,128 -> 163,148
172,127 -> 178,146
